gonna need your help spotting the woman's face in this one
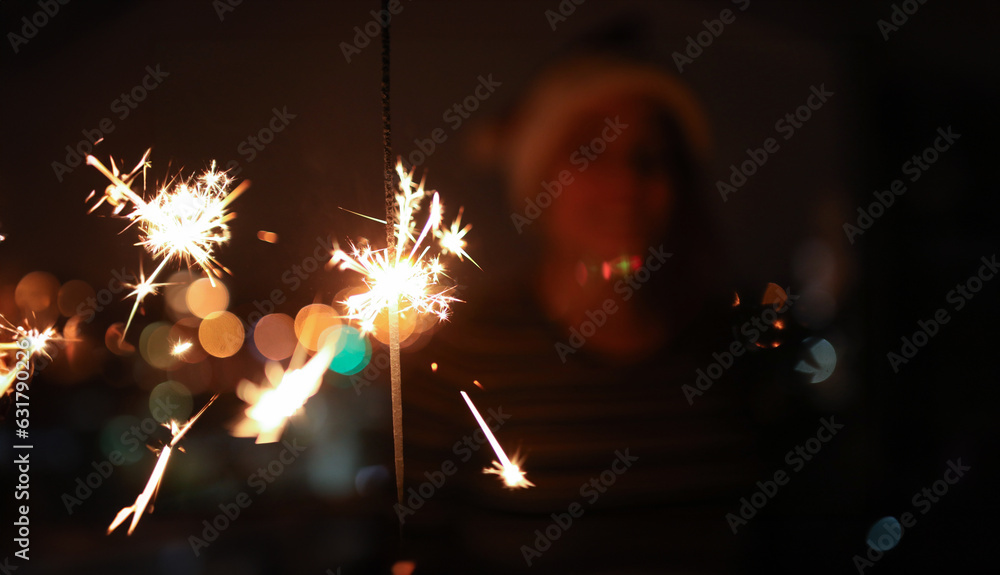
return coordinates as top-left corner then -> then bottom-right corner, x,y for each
542,99 -> 676,261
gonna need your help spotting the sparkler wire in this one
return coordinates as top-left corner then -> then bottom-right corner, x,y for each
380,0 -> 406,509
460,391 -> 511,469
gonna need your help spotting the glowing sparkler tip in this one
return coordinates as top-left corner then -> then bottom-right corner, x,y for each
2,325 -> 59,362
23,331 -> 53,359
333,162 -> 477,337
171,340 -> 193,356
460,391 -> 533,489
0,319 -> 65,396
486,459 -> 535,489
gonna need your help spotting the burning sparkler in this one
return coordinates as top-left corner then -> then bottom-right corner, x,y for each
0,323 -> 58,362
170,340 -> 193,357
330,161 -> 472,333
232,340 -> 337,444
460,391 -> 533,489
86,150 -> 248,339
331,161 -> 477,505
108,394 -> 219,535
0,319 -> 62,396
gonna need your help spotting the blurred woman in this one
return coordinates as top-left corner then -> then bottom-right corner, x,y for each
399,54 -> 764,574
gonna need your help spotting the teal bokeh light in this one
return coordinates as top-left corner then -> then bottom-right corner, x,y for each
866,516 -> 902,551
326,325 -> 372,375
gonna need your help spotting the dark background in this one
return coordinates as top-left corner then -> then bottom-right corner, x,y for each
0,0 -> 997,573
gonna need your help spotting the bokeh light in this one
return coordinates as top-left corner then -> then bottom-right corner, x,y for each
306,436 -> 358,498
15,271 -> 60,312
57,279 -> 96,318
761,282 -> 790,308
98,415 -> 146,465
139,322 -> 178,370
795,336 -> 837,383
354,464 -> 390,496
198,311 -> 244,358
866,516 -> 902,551
370,308 -> 417,346
294,304 -> 341,351
164,271 -> 196,317
253,313 -> 297,361
105,322 -> 136,356
186,278 -> 230,319
149,380 -> 194,423
323,324 -> 371,375
15,271 -> 60,326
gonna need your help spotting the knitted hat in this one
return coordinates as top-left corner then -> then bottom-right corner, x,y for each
498,55 -> 713,204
